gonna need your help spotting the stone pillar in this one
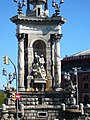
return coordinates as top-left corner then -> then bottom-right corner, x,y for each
55,34 -> 62,87
51,34 -> 55,88
79,103 -> 84,115
61,103 -> 66,111
17,33 -> 25,91
20,104 -> 24,117
2,104 -> 7,111
46,47 -> 52,90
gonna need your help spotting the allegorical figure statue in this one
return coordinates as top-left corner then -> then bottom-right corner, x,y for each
32,52 -> 46,80
34,52 -> 40,64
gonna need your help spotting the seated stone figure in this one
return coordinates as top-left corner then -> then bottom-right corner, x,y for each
31,53 -> 46,91
65,94 -> 76,105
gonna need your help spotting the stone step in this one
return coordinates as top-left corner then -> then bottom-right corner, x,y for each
19,91 -> 62,106
17,91 -> 63,119
23,108 -> 61,120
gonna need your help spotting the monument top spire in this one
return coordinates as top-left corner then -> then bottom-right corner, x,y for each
13,0 -> 64,17
29,0 -> 46,5
14,0 -> 48,17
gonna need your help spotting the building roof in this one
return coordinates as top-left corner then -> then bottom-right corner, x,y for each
62,50 -> 90,72
71,50 -> 90,56
62,50 -> 90,61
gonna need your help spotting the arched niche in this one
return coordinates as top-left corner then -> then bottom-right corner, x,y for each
33,40 -> 46,59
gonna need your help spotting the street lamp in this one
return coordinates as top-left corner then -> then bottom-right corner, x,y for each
73,67 -> 81,105
3,68 -> 7,76
63,72 -> 71,91
64,72 -> 70,81
52,0 -> 64,16
2,68 -> 16,85
3,56 -> 18,120
13,0 -> 26,15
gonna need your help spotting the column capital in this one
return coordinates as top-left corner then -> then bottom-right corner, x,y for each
16,33 -> 25,42
55,34 -> 63,42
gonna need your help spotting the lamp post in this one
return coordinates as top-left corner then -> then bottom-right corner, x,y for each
63,72 -> 71,92
73,67 -> 81,105
3,56 -> 18,120
2,68 -> 16,86
64,72 -> 71,105
64,72 -> 71,93
8,58 -> 18,120
64,72 -> 70,81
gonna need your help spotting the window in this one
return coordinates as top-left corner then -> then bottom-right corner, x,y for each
84,95 -> 89,105
83,74 -> 89,80
83,83 -> 89,89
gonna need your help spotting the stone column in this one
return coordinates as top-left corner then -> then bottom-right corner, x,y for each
17,33 -> 25,91
55,34 -> 62,87
46,47 -> 52,90
27,47 -> 33,89
51,34 -> 55,88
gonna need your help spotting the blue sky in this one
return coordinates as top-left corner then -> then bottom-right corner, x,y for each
0,0 -> 90,89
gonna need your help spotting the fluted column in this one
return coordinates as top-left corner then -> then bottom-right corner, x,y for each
17,33 -> 25,91
55,34 -> 62,87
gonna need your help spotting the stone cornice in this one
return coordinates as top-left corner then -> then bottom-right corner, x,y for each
62,55 -> 90,62
10,15 -> 67,25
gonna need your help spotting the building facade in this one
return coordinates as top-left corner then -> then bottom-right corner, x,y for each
61,50 -> 90,105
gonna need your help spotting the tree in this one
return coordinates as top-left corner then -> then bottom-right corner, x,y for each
0,91 -> 5,106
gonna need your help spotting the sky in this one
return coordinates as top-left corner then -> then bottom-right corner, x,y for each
0,0 -> 90,89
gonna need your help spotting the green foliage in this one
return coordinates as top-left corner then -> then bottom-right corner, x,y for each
0,91 -> 5,106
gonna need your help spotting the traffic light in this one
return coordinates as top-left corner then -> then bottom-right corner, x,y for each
3,56 -> 9,64
10,92 -> 16,101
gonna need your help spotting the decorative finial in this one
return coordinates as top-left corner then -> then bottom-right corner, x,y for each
52,0 -> 64,16
14,0 -> 26,15
13,0 -> 64,17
